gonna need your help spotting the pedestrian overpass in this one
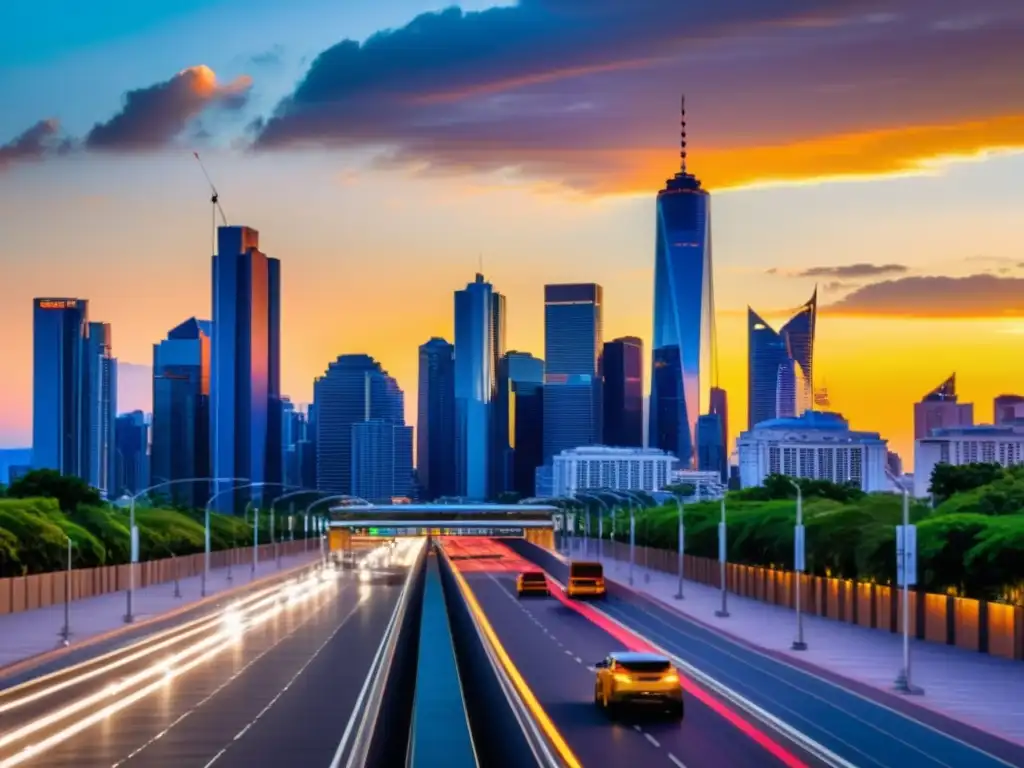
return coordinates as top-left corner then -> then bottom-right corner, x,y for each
326,504 -> 557,555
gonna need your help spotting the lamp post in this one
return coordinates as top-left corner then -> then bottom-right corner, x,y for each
715,497 -> 729,618
60,535 -> 73,646
885,470 -> 921,694
576,493 -> 610,560
673,493 -> 685,600
603,490 -> 640,586
127,476 -> 248,622
788,478 -> 807,651
303,494 -> 372,567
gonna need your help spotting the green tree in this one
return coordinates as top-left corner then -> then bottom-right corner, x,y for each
6,469 -> 102,512
929,462 -> 1005,504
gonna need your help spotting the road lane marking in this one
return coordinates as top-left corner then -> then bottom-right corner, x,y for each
645,733 -> 660,747
668,753 -> 688,767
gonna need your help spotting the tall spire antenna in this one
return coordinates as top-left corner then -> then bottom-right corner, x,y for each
679,93 -> 688,173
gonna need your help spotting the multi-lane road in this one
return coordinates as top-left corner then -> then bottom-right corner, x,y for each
0,541 -> 422,768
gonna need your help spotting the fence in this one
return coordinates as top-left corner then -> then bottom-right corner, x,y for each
602,540 -> 1024,662
0,539 -> 316,616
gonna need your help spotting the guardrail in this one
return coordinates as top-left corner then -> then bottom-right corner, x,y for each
407,550 -> 478,767
0,540 -> 316,615
436,541 -> 571,768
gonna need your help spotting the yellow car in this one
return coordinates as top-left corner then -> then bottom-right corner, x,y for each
566,561 -> 606,599
516,570 -> 550,597
593,652 -> 684,718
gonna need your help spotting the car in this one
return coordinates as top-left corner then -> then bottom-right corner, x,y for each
566,561 -> 606,599
593,651 -> 684,718
516,570 -> 550,597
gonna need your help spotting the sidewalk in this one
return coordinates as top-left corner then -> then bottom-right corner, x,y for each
0,550 -> 322,671
568,540 -> 1024,747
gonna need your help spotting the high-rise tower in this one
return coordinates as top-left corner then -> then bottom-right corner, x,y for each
747,290 -> 816,429
454,274 -> 496,500
649,96 -> 715,467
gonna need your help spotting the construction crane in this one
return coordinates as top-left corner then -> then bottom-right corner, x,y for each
193,151 -> 228,254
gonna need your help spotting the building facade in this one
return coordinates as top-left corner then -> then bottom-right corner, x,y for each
649,97 -> 714,468
737,410 -> 889,492
351,419 -> 414,503
552,445 -> 677,498
708,385 -> 729,480
500,351 -> 545,498
454,274 -> 497,500
747,290 -> 816,430
914,425 -> 1024,498
114,411 -> 149,497
313,354 -> 404,495
210,226 -> 282,510
85,321 -> 117,497
603,336 -> 643,448
913,374 -> 973,439
993,394 -> 1024,425
417,337 -> 456,500
543,283 -> 603,463
151,318 -> 211,508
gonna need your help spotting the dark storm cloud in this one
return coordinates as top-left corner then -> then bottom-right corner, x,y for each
250,0 -> 1024,191
86,66 -> 252,151
826,274 -> 1024,317
0,119 -> 62,168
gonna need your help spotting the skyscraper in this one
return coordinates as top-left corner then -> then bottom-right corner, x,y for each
151,318 -> 211,508
210,226 -> 282,510
417,337 -> 456,500
603,336 -> 643,448
454,274 -> 496,500
543,283 -> 603,462
747,290 -> 817,429
993,394 -> 1024,425
114,411 -> 149,496
708,385 -> 729,481
650,97 -> 715,467
313,354 -> 405,494
500,351 -> 545,498
352,419 -> 414,503
913,374 -> 973,439
488,290 -> 508,497
84,321 -> 117,497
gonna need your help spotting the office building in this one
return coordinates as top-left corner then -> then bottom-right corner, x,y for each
914,424 -> 1024,497
151,318 -> 211,508
708,385 -> 729,480
543,283 -> 603,463
737,410 -> 889,492
32,298 -> 89,478
351,419 -> 414,503
210,226 -> 282,510
886,451 -> 903,477
696,412 -> 725,482
994,394 -> 1024,425
603,336 -> 643,448
417,337 -> 456,500
499,351 -> 545,498
313,354 -> 404,495
454,274 -> 497,500
552,446 -> 677,498
913,374 -> 973,439
649,97 -> 715,468
748,290 -> 817,430
85,321 -> 117,497
114,411 -> 149,496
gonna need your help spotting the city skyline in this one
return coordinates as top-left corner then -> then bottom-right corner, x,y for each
3,0 -> 1024,466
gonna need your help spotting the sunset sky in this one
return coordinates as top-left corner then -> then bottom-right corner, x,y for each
2,0 -> 1023,467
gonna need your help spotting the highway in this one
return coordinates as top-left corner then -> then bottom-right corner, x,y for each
0,541 -> 422,768
508,540 -> 1024,768
442,537 -> 819,768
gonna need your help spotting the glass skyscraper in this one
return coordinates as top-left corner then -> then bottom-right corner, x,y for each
313,354 -> 405,495
417,337 -> 456,500
114,411 -> 149,496
543,283 -> 603,463
500,351 -> 544,498
151,318 -> 211,508
603,336 -> 643,448
649,97 -> 715,468
747,290 -> 817,429
210,226 -> 282,511
454,274 -> 497,500
85,321 -> 117,498
351,419 -> 414,503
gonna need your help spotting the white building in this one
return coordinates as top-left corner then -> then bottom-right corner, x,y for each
737,410 -> 889,492
913,425 -> 1024,498
552,446 -> 677,498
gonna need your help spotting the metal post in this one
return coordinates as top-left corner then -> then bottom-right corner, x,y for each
792,484 -> 807,651
289,502 -> 296,542
271,505 -> 280,569
172,553 -> 181,598
125,496 -> 136,623
60,536 -> 71,645
628,505 -> 635,586
715,498 -> 729,618
304,514 -> 309,552
894,487 -> 922,693
598,513 -> 603,562
203,499 -> 211,597
252,507 -> 259,577
674,497 -> 684,599
644,511 -> 651,583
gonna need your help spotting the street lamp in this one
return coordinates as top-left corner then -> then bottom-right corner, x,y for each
575,492 -> 611,560
126,476 -> 249,622
304,494 -> 372,567
787,478 -> 807,651
885,469 -> 921,694
603,490 -> 643,586
671,492 -> 685,600
270,488 -> 327,563
715,497 -> 729,618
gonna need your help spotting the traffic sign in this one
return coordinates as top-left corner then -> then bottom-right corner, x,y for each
794,524 -> 806,573
896,524 -> 917,586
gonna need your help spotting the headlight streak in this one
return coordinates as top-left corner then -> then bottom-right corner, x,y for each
0,576 -> 337,767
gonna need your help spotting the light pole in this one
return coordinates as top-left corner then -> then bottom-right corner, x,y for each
60,535 -> 73,646
673,492 -> 685,600
603,490 -> 640,585
715,497 -> 729,618
576,493 -> 610,560
201,478 -> 258,597
788,478 -> 807,651
303,494 -> 372,567
127,476 -> 247,622
886,470 -> 921,694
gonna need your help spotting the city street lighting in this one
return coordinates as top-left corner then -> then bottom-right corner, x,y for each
886,470 -> 922,695
575,492 -> 611,559
127,476 -> 248,622
602,490 -> 643,586
715,497 -> 729,618
671,492 -> 685,600
788,478 -> 807,651
304,494 -> 372,567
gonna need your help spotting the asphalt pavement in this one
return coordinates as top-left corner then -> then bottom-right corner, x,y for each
464,569 -> 818,768
0,563 -> 410,768
509,540 -> 1024,768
